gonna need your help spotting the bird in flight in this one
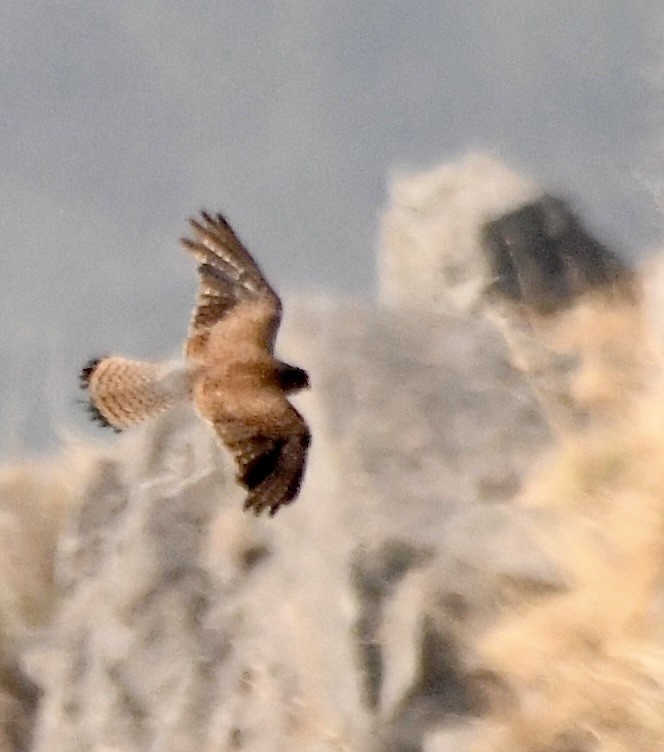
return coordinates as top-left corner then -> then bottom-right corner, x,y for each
80,211 -> 310,516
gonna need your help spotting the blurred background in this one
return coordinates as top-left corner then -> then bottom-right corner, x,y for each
1,0 -> 663,454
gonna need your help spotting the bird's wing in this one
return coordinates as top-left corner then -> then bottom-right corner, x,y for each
197,389 -> 310,516
181,211 -> 282,360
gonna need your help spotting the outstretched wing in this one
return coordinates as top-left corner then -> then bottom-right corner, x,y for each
233,407 -> 310,516
195,384 -> 310,516
181,211 -> 282,360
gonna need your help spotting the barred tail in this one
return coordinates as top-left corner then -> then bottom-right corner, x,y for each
79,356 -> 179,431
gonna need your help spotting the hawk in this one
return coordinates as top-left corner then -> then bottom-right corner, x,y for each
80,211 -> 310,516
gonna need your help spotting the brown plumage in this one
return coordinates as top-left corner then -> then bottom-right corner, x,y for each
80,211 -> 310,516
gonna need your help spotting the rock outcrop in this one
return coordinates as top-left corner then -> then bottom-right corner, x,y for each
26,295 -> 553,752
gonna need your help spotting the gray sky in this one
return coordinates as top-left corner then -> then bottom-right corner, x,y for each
2,1 -> 663,453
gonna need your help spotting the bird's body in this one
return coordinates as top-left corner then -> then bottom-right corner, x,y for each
80,211 -> 310,516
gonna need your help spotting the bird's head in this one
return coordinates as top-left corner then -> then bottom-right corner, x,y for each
277,362 -> 310,394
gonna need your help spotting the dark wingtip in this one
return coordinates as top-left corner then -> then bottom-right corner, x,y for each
188,216 -> 206,235
79,357 -> 103,390
198,209 -> 231,231
78,356 -> 122,433
215,212 -> 231,229
84,401 -> 122,433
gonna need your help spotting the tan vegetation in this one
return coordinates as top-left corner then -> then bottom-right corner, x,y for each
474,250 -> 664,751
0,447 -> 99,751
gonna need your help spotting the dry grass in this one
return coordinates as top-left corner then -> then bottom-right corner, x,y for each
0,444 -> 103,751
0,450 -> 94,646
474,283 -> 664,752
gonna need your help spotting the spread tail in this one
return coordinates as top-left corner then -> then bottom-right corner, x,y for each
79,356 -> 187,431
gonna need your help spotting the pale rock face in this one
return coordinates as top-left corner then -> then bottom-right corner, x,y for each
378,152 -> 541,315
22,296 -> 553,752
